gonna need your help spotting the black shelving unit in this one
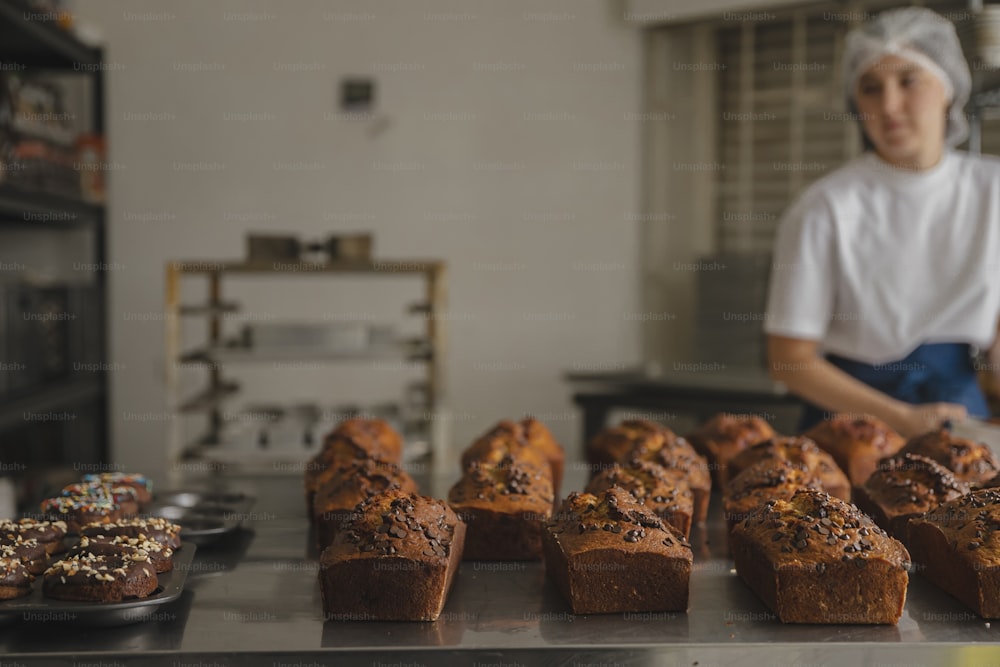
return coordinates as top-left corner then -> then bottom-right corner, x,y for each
0,0 -> 108,472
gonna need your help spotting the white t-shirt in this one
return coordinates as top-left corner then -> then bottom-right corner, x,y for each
764,149 -> 1000,364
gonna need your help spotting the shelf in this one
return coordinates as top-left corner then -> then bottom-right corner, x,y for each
178,381 -> 240,413
0,184 -> 105,226
0,378 -> 102,430
178,342 -> 432,365
180,432 -> 431,468
171,259 -> 443,275
0,0 -> 103,68
178,302 -> 241,316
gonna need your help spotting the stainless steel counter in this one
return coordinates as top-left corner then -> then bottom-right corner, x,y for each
5,469 -> 1000,666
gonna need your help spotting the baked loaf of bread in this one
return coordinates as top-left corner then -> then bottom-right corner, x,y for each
71,534 -> 174,573
908,489 -> 1000,618
603,421 -> 711,523
731,488 -> 910,624
313,458 -> 419,550
727,436 -> 851,502
448,454 -> 554,561
81,473 -> 153,507
0,519 -> 66,554
81,517 -> 182,550
43,552 -> 158,602
686,413 -> 776,492
41,496 -> 123,534
853,453 -> 969,540
587,418 -> 673,468
895,429 -> 1000,487
724,460 -> 823,529
519,417 -> 565,496
0,555 -> 31,599
305,418 -> 405,514
460,421 -> 553,478
585,460 -> 694,539
804,413 -> 905,486
542,487 -> 692,614
319,489 -> 466,621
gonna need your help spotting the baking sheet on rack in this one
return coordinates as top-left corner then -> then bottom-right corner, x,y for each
0,543 -> 196,627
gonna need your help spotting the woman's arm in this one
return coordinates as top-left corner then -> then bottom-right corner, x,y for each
988,320 -> 1000,384
767,335 -> 968,437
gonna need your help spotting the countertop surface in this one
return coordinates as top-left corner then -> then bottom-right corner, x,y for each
4,468 -> 1000,666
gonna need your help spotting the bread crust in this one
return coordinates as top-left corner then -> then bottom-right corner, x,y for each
319,490 -> 466,621
804,414 -> 905,486
542,488 -> 692,614
686,413 -> 776,492
908,489 -> 1000,618
731,489 -> 910,624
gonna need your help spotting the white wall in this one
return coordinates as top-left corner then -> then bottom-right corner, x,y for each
69,0 -> 644,475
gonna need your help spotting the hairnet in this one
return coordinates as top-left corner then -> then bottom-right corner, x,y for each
843,7 -> 971,147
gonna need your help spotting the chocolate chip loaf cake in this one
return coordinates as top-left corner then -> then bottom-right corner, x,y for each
724,460 -> 824,530
519,416 -> 566,496
460,420 -> 553,478
908,489 -> 1000,618
447,454 -> 554,561
727,436 -> 851,502
615,424 -> 712,524
731,488 -> 910,624
319,490 -> 466,621
542,488 -> 692,614
586,418 -> 674,469
853,453 -> 969,540
584,460 -> 694,538
313,458 -> 419,550
804,413 -> 905,486
686,412 -> 776,492
304,418 -> 405,515
895,429 -> 1000,487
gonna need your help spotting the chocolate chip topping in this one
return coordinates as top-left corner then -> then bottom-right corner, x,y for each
737,488 -> 908,570
339,489 -> 461,559
547,488 -> 690,548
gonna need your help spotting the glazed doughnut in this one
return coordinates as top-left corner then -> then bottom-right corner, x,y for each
0,555 -> 31,599
42,551 -> 158,602
80,517 -> 182,550
0,519 -> 67,555
41,496 -> 123,534
81,473 -> 153,507
71,534 -> 173,573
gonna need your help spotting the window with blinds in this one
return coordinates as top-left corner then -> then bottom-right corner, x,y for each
714,1 -> 1000,254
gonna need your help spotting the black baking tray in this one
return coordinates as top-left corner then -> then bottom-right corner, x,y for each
148,490 -> 256,547
0,543 -> 196,627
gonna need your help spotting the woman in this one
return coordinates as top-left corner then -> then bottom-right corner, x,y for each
765,7 -> 1000,437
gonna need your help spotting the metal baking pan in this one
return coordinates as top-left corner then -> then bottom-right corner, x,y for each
0,543 -> 196,627
148,490 -> 256,547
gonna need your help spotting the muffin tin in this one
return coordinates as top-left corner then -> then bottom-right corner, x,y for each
0,543 -> 196,627
148,491 -> 256,546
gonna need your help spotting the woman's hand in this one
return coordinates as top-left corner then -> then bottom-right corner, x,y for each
890,402 -> 968,438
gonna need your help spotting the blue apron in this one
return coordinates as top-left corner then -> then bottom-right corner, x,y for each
797,342 -> 991,432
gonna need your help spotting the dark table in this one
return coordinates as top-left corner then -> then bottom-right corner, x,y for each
567,369 -> 804,445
